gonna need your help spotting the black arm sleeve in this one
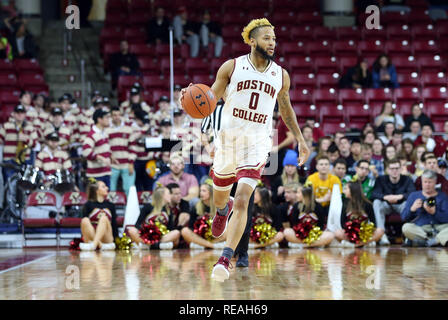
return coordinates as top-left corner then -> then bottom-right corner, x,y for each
109,202 -> 118,238
365,201 -> 377,226
135,204 -> 153,230
188,206 -> 198,229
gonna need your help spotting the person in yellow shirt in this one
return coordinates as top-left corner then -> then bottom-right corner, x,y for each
305,155 -> 342,207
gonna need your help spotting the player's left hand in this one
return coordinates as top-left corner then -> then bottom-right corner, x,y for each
297,140 -> 310,167
179,83 -> 193,109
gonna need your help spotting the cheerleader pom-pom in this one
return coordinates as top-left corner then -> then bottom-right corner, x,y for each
293,220 -> 314,240
303,226 -> 322,245
115,233 -> 132,251
69,237 -> 82,250
345,219 -> 362,244
250,222 -> 277,244
155,221 -> 169,236
193,214 -> 213,241
140,220 -> 163,245
359,221 -> 375,244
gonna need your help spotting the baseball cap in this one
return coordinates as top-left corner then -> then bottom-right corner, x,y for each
130,87 -> 140,96
160,118 -> 172,126
58,93 -> 71,103
46,131 -> 60,141
93,97 -> 103,107
173,108 -> 183,116
174,84 -> 182,91
102,96 -> 110,105
135,110 -> 150,124
93,108 -> 110,123
51,107 -> 63,116
159,95 -> 169,103
438,158 -> 447,168
14,105 -> 26,113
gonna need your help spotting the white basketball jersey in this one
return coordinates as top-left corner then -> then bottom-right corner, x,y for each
220,54 -> 283,140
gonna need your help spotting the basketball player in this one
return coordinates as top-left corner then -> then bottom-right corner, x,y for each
180,18 -> 310,281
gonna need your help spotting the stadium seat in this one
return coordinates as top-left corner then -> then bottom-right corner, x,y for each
0,105 -> 15,123
291,73 -> 316,91
408,11 -> 432,24
138,191 -> 152,205
321,122 -> 346,135
124,27 -> 146,43
59,192 -> 88,229
118,75 -> 141,92
172,75 -> 191,88
159,57 -> 186,76
104,12 -> 128,27
0,90 -> 20,105
412,23 -> 437,40
19,74 -> 48,93
107,191 -> 127,226
420,71 -> 447,88
221,25 -> 240,41
192,74 -> 214,86
319,105 -> 345,124
290,88 -> 313,104
358,40 -> 385,56
314,56 -> 339,74
288,56 -> 314,73
313,26 -> 337,42
129,43 -> 154,58
281,42 -> 307,59
290,26 -> 314,41
338,56 -> 358,74
0,59 -> 15,75
412,40 -> 439,56
316,73 -> 340,89
139,57 -> 162,75
143,75 -> 169,90
272,11 -> 296,25
394,87 -> 422,105
346,105 -> 372,125
230,42 -> 248,57
292,105 -> 319,120
151,90 -> 170,106
387,24 -> 412,41
333,40 -> 358,57
306,40 -> 333,57
296,12 -> 323,26
437,20 -> 448,39
210,58 -> 227,75
312,88 -> 338,105
185,58 -> 210,76
365,88 -> 394,110
416,54 -> 445,72
0,74 -> 18,90
385,40 -> 413,57
397,72 -> 421,88
422,87 -> 448,105
382,12 -> 409,25
339,88 -> 366,106
23,191 -> 59,248
394,56 -> 419,74
336,26 -> 361,41
14,59 -> 43,74
362,28 -> 387,41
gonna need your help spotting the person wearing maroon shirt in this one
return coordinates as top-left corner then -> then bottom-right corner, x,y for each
305,117 -> 325,144
414,124 -> 448,158
414,154 -> 448,195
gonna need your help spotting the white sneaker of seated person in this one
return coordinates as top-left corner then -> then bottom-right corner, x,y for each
190,242 -> 205,250
340,240 -> 355,248
160,242 -> 174,250
288,242 -> 303,249
100,242 -> 116,251
80,241 -> 96,251
328,239 -> 342,247
366,241 -> 376,247
379,234 -> 390,246
267,242 -> 279,249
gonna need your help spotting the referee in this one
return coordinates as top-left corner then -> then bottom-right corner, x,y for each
201,100 -> 253,268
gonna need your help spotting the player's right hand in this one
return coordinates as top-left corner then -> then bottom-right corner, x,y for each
179,83 -> 193,108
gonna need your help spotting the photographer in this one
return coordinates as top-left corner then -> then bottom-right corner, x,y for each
401,170 -> 448,247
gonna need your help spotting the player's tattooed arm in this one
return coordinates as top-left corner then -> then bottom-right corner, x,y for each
211,59 -> 235,101
277,68 -> 310,166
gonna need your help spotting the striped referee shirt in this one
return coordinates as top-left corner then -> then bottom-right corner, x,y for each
200,101 -> 224,138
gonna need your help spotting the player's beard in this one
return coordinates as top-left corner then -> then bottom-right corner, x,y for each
255,44 -> 275,61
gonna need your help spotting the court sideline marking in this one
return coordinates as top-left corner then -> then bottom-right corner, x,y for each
0,253 -> 56,275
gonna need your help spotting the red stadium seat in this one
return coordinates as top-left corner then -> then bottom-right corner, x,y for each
336,26 -> 362,41
394,87 -> 422,105
346,105 -> 372,124
0,105 -> 15,123
437,20 -> 448,39
416,54 -> 445,72
128,0 -> 151,11
339,88 -> 366,105
0,90 -> 20,104
192,74 -> 214,86
338,56 -> 358,74
296,12 -> 322,26
312,88 -> 338,105
412,23 -> 437,40
320,105 -> 345,123
387,24 -> 412,41
422,87 -> 448,105
221,25 -> 240,41
314,56 -> 339,73
362,28 -> 387,41
107,191 -> 127,206
0,74 -> 18,90
281,42 -> 307,58
59,192 -> 88,228
230,43 -> 248,57
210,58 -> 227,75
139,57 -> 161,75
172,75 -> 191,88
358,40 -> 385,56
408,11 -> 432,24
185,58 -> 210,76
420,71 -> 447,88
159,57 -> 185,76
0,59 -> 15,75
412,40 -> 439,55
292,105 -> 319,120
19,74 -> 48,92
151,90 -> 170,106
118,75 -> 141,92
272,11 -> 296,25
320,122 -> 347,135
291,73 -> 316,91
316,73 -> 340,89
138,191 -> 153,205
333,40 -> 358,57
143,75 -> 168,90
394,56 -> 419,74
397,72 -> 421,88
290,26 -> 314,41
288,56 -> 314,73
306,40 -> 333,57
382,12 -> 409,25
124,27 -> 146,43
104,12 -> 128,27
385,40 -> 413,57
313,26 -> 337,41
290,88 -> 313,104
365,88 -> 394,109
129,43 -> 154,57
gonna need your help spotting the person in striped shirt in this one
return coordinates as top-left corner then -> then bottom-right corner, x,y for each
106,107 -> 136,196
35,131 -> 72,181
0,105 -> 38,180
44,107 -> 72,150
82,108 -> 113,188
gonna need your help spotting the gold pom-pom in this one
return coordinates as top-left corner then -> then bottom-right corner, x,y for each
115,233 -> 132,251
359,221 -> 375,243
253,222 -> 277,244
241,18 -> 274,45
303,226 -> 323,245
155,221 -> 169,236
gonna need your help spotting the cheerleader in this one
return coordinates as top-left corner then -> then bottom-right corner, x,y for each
334,182 -> 385,247
126,186 -> 180,249
80,180 -> 118,251
249,187 -> 284,249
283,187 -> 334,248
181,182 -> 226,249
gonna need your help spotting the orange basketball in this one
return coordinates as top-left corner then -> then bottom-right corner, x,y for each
181,84 -> 217,119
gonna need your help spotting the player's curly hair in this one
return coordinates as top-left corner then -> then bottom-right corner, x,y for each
241,18 -> 274,45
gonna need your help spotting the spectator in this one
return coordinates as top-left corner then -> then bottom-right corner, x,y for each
173,6 -> 200,58
358,143 -> 379,179
199,10 -> 223,58
4,15 -> 38,59
398,155 -> 412,178
82,108 -> 112,187
350,139 -> 362,162
44,107 -> 73,150
404,103 -> 434,132
371,54 -> 399,89
334,131 -> 346,149
154,95 -> 172,124
171,84 -> 183,110
278,182 -> 300,228
401,169 -> 448,247
338,136 -> 356,175
439,158 -> 448,180
334,181 -> 384,247
0,35 -> 12,60
443,120 -> 448,141
273,117 -> 295,174
383,144 -> 397,163
400,138 -> 414,162
166,183 -> 190,231
390,129 -> 403,154
109,40 -> 140,90
121,86 -> 152,124
105,107 -> 136,196
408,144 -> 427,179
339,58 -> 372,89
403,120 -> 421,142
379,122 -> 394,145
361,131 -> 376,145
283,186 -> 334,248
305,155 -> 342,208
362,122 -> 376,136
345,160 -> 376,199
372,158 -> 416,245
271,149 -> 300,204
301,125 -> 316,169
327,142 -> 340,167
414,124 -> 447,157
332,158 -> 348,183
414,154 -> 448,195
374,100 -> 404,132
309,136 -> 332,173
156,154 -> 199,202
158,118 -> 176,140
146,7 -> 170,45
305,117 -> 325,143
